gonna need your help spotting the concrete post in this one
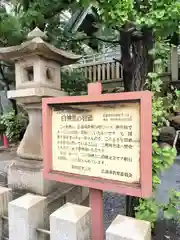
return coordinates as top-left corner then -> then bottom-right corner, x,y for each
8,193 -> 46,240
0,187 -> 12,216
106,215 -> 151,240
0,187 -> 12,240
50,202 -> 91,240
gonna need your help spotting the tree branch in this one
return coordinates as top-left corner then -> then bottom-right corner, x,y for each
113,58 -> 121,64
0,65 -> 7,88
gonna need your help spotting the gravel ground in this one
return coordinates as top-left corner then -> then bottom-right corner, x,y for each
103,192 -> 125,230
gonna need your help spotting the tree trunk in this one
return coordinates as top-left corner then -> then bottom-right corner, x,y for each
0,64 -> 18,115
121,29 -> 153,92
120,28 -> 153,217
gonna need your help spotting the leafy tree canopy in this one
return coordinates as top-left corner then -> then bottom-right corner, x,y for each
79,0 -> 179,38
0,0 -> 89,53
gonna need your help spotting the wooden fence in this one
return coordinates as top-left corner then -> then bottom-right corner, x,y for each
78,60 -> 123,82
63,60 -> 124,89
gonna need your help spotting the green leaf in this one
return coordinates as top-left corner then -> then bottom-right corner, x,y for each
164,207 -> 177,220
153,175 -> 160,185
148,72 -> 159,79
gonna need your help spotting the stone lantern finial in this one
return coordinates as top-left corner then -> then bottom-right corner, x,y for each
27,27 -> 48,41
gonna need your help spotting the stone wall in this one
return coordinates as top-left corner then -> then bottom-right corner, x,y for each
0,186 -> 151,240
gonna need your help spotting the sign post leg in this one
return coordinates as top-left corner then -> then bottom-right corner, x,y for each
3,135 -> 8,148
89,188 -> 104,240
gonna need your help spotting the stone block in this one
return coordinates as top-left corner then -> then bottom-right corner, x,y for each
106,215 -> 151,240
0,187 -> 12,216
7,159 -> 71,195
8,159 -> 89,202
7,87 -> 66,104
15,56 -> 61,90
0,187 -> 12,239
50,202 -> 91,240
8,193 -> 46,240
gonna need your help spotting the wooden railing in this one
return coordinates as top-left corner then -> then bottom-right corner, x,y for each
79,60 -> 123,82
64,60 -> 123,85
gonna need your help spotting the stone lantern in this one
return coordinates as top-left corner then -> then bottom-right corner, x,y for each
0,28 -> 88,203
1,27 -> 81,161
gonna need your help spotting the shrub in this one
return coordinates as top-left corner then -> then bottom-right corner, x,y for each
0,110 -> 28,143
61,68 -> 89,95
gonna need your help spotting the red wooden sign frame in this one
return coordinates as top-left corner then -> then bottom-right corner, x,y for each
42,82 -> 152,198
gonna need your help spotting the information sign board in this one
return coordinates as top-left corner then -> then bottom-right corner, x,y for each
43,83 -> 152,197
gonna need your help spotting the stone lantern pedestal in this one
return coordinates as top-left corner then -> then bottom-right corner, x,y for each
0,28 -> 89,210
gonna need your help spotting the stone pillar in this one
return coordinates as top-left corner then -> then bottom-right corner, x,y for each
8,193 -> 46,240
106,215 -> 151,240
17,104 -> 42,160
50,203 -> 91,240
0,27 -> 89,207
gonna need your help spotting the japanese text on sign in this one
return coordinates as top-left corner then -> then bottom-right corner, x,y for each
52,102 -> 140,183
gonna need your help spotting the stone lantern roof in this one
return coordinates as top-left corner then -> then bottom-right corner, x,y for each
0,27 -> 81,65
